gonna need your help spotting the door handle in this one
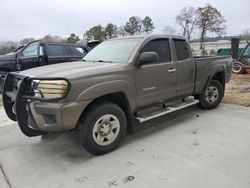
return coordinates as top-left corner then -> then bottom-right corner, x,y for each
168,68 -> 176,73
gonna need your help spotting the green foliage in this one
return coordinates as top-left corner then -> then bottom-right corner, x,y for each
142,16 -> 155,34
85,25 -> 106,41
66,33 -> 80,43
124,16 -> 142,35
209,49 -> 216,56
105,23 -> 117,39
201,49 -> 208,56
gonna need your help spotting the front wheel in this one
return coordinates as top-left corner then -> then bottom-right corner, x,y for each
79,102 -> 127,155
0,71 -> 7,93
198,80 -> 223,109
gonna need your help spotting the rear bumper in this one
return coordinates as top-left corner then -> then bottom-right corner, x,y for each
3,73 -> 90,133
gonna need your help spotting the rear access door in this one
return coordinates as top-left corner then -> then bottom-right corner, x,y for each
45,44 -> 71,64
172,39 -> 195,97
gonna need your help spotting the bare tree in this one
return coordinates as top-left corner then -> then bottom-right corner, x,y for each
175,7 -> 196,41
241,28 -> 250,40
20,38 -> 35,45
117,26 -> 127,37
42,34 -> 65,42
163,26 -> 176,35
196,4 -> 226,50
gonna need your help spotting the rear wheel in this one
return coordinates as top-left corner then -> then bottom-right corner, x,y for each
198,80 -> 223,109
79,102 -> 127,155
232,62 -> 246,74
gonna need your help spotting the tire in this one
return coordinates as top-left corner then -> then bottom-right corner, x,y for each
0,71 -> 7,93
198,80 -> 223,109
79,102 -> 127,155
232,62 -> 246,74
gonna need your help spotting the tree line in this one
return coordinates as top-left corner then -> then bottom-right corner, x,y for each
84,16 -> 155,41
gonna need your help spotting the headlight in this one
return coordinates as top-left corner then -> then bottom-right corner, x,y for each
33,79 -> 69,99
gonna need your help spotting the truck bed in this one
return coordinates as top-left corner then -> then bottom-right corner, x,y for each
193,55 -> 232,94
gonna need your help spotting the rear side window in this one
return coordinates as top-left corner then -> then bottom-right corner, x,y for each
173,39 -> 190,61
46,45 -> 68,56
141,39 -> 171,62
68,46 -> 87,56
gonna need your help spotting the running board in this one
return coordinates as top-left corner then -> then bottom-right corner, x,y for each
135,98 -> 199,123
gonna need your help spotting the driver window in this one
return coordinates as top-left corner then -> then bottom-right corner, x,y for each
22,42 -> 39,57
140,39 -> 171,63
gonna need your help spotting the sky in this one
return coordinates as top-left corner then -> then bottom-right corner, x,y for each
0,0 -> 249,41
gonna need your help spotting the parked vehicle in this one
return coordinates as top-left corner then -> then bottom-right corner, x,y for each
232,42 -> 250,74
87,40 -> 101,49
0,41 -> 89,92
3,35 -> 232,155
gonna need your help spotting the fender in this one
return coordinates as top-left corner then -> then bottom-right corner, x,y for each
203,65 -> 226,94
195,64 -> 226,95
208,64 -> 226,83
75,80 -> 136,111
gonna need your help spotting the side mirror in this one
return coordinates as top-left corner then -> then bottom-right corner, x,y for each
138,52 -> 159,66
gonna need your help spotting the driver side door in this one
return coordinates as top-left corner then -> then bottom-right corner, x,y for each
18,41 -> 44,70
135,39 -> 177,108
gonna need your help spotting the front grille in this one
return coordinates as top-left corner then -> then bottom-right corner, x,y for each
13,77 -> 22,92
4,73 -> 35,99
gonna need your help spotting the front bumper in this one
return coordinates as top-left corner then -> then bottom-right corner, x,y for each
3,73 -> 90,135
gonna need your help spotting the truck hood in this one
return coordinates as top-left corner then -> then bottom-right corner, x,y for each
20,61 -> 124,79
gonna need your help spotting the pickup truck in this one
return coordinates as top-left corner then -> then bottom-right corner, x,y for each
0,41 -> 89,92
3,35 -> 232,155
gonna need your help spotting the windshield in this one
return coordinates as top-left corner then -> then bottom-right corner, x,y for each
83,38 -> 141,63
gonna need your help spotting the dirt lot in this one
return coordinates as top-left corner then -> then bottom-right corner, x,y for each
223,74 -> 250,107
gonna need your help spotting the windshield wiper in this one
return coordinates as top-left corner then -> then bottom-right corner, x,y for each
96,60 -> 113,63
82,59 -> 113,63
82,59 -> 96,62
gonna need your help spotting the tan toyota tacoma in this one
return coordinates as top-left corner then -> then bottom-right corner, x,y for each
3,35 -> 232,155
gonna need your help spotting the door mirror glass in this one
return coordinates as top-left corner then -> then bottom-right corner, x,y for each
22,42 -> 39,57
138,52 -> 159,65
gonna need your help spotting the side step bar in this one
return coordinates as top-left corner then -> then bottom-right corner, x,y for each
135,98 -> 199,123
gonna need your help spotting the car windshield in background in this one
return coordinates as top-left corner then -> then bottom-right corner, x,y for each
83,38 -> 141,63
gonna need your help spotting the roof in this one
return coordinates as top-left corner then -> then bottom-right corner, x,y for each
108,34 -> 187,41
